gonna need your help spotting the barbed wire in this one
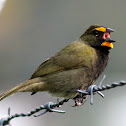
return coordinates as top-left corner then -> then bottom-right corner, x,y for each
0,80 -> 126,126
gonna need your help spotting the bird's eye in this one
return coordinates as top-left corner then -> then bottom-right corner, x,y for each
93,30 -> 99,37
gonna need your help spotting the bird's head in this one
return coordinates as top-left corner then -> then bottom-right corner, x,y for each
80,25 -> 116,50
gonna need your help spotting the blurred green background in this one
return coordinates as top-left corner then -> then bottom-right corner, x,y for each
0,0 -> 126,126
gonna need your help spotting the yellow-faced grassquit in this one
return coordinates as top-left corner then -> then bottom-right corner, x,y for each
0,25 -> 115,104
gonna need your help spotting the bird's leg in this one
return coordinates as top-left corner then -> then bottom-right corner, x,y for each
56,98 -> 61,107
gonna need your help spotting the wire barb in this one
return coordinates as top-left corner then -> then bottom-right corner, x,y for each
34,102 -> 66,117
77,81 -> 126,105
0,81 -> 126,126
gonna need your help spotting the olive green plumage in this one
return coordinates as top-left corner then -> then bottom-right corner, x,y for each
0,25 -> 115,101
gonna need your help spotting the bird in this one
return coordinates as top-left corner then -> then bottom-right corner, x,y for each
0,25 -> 115,106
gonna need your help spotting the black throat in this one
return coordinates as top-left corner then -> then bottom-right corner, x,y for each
92,46 -> 110,80
92,46 -> 110,55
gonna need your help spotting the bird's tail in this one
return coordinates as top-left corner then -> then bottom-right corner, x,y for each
0,77 -> 45,101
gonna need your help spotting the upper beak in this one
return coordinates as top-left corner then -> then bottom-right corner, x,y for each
106,28 -> 116,32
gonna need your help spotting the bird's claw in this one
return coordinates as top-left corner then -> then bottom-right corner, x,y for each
72,94 -> 88,107
77,85 -> 104,105
77,75 -> 106,105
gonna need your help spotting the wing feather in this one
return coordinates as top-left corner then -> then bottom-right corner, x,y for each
31,41 -> 94,78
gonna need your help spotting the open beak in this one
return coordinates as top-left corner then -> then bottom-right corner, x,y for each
101,28 -> 116,48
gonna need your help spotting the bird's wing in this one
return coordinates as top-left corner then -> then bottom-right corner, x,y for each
31,41 -> 95,78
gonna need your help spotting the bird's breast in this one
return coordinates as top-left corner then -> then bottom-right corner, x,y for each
91,49 -> 109,80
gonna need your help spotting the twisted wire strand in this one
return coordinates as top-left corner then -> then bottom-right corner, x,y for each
92,81 -> 126,92
77,81 -> 126,105
0,99 -> 69,126
0,81 -> 126,126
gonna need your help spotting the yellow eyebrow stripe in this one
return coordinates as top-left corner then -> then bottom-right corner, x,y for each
95,27 -> 106,32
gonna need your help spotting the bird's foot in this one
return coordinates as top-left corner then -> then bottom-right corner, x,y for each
77,85 -> 104,105
76,75 -> 106,105
72,95 -> 88,107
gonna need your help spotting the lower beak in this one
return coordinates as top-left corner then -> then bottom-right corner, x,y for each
101,38 -> 116,48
